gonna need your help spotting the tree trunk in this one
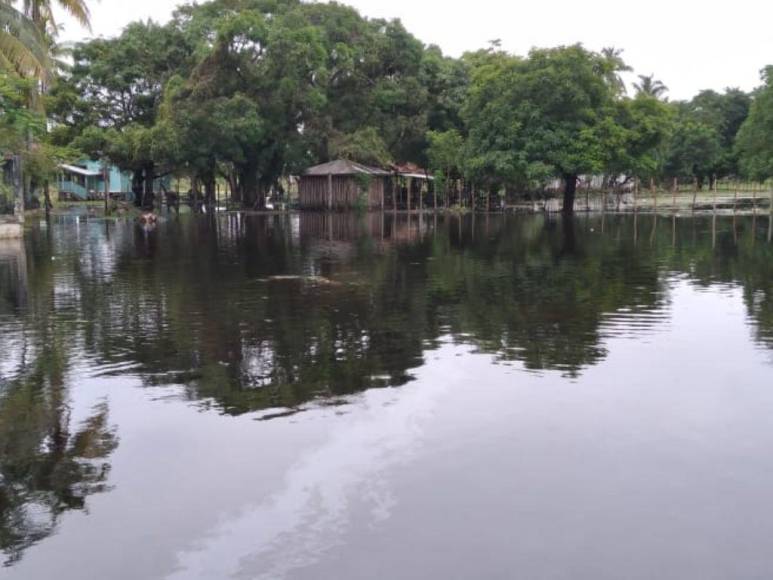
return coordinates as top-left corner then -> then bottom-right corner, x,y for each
142,164 -> 156,209
228,173 -> 241,206
202,172 -> 216,207
239,163 -> 259,208
132,169 -> 144,207
562,173 -> 578,214
44,180 -> 52,218
560,214 -> 576,256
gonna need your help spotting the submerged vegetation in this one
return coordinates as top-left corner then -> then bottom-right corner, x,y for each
1,0 -> 773,213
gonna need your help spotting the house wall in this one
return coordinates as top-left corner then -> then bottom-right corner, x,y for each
299,175 -> 385,210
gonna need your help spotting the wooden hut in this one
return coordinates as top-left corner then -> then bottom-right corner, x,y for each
298,160 -> 390,210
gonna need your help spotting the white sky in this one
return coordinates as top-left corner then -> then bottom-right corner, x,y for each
59,0 -> 773,100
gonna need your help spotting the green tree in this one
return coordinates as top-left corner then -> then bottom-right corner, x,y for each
426,128 -> 464,201
663,104 -> 722,187
734,68 -> 773,181
48,20 -> 195,204
463,45 -> 624,212
688,87 -> 751,178
611,94 -> 674,181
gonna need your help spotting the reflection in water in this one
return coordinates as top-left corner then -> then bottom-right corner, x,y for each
0,335 -> 117,566
0,211 -> 772,569
4,212 -> 773,412
1,232 -> 119,566
168,344 -> 456,580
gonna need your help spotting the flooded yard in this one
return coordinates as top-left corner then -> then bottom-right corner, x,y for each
1,211 -> 772,579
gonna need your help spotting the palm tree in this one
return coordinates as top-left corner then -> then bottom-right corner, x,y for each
0,2 -> 50,80
634,74 -> 668,99
23,0 -> 91,35
601,46 -> 632,96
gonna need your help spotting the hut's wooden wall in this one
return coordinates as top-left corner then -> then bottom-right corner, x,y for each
299,175 -> 385,210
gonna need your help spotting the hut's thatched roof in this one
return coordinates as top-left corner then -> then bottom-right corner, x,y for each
304,159 -> 390,177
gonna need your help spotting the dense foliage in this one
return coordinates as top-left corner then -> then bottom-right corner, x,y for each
2,0 -> 773,212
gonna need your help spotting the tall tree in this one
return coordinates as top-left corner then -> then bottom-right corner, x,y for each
736,67 -> 773,182
0,2 -> 49,79
633,74 -> 668,99
689,87 -> 751,177
22,0 -> 91,34
663,104 -> 721,187
463,45 -> 624,212
48,20 -> 195,204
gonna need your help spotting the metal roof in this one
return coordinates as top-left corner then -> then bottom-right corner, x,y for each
60,163 -> 102,177
399,172 -> 434,180
304,160 -> 391,177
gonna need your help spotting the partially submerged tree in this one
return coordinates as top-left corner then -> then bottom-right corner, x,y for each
736,67 -> 773,182
463,45 -> 626,213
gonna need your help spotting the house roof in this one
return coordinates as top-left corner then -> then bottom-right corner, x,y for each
391,162 -> 433,180
60,163 -> 102,177
304,159 -> 391,177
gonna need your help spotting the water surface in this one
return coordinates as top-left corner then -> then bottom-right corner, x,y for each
1,211 -> 773,579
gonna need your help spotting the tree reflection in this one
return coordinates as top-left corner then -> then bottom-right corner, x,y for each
11,211 -> 773,418
0,234 -> 118,566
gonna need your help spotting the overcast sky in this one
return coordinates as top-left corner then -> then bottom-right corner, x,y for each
59,0 -> 772,100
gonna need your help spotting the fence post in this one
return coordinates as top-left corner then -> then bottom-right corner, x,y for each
672,177 -> 678,210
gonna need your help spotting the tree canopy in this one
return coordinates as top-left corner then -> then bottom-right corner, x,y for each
736,67 -> 773,182
3,0 -> 773,213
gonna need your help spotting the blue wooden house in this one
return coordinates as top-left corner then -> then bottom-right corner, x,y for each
58,161 -> 168,202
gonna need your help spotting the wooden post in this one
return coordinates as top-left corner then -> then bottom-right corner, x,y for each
692,177 -> 698,212
393,175 -> 397,212
633,177 -> 639,212
419,179 -> 424,213
633,210 -> 638,245
471,183 -> 476,213
712,175 -> 717,212
103,159 -> 110,216
733,213 -> 738,245
407,177 -> 412,212
433,180 -> 437,212
650,212 -> 658,246
768,213 -> 772,244
651,177 -> 657,211
733,179 -> 738,213
672,177 -> 678,210
769,187 -> 773,216
672,214 -> 676,247
327,173 -> 333,211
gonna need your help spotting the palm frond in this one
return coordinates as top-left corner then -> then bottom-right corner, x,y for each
0,3 -> 51,79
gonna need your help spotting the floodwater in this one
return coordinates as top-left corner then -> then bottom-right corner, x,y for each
1,211 -> 772,580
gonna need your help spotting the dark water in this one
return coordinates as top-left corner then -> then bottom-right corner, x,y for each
1,211 -> 773,580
